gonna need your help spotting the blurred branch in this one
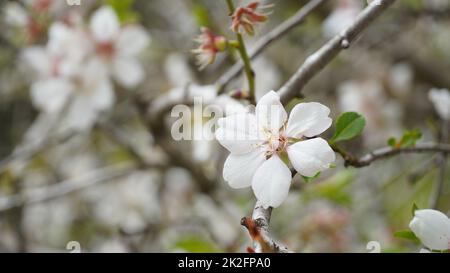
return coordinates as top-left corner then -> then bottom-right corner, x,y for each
430,121 -> 449,209
332,142 -> 450,168
277,0 -> 397,104
216,0 -> 327,93
241,202 -> 289,253
0,130 -> 73,174
0,163 -> 137,213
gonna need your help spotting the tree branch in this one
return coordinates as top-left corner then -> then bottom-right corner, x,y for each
430,121 -> 449,209
241,202 -> 289,253
0,130 -> 74,174
216,0 -> 327,92
277,0 -> 397,104
333,143 -> 450,168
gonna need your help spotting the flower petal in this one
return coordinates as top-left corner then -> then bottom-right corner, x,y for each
31,79 -> 73,113
21,47 -> 51,77
223,148 -> 265,189
90,6 -> 120,43
86,79 -> 115,112
255,91 -> 287,133
215,113 -> 263,155
409,209 -> 450,251
117,25 -> 151,57
286,102 -> 332,138
287,137 -> 335,177
251,155 -> 292,208
62,95 -> 98,131
113,57 -> 145,88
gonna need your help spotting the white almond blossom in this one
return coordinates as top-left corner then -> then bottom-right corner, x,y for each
428,88 -> 450,121
89,6 -> 151,88
409,209 -> 450,251
215,91 -> 335,208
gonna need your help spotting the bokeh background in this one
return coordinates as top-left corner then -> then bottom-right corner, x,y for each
0,0 -> 449,252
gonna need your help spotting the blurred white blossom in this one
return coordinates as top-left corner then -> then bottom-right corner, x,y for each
322,0 -> 362,38
89,6 -> 151,88
20,5 -> 150,131
428,88 -> 450,121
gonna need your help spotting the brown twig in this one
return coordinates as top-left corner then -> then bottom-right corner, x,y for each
241,202 -> 289,253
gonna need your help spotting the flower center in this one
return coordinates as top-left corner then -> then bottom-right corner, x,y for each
265,131 -> 288,156
97,41 -> 115,59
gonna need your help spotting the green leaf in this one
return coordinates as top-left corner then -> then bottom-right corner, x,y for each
387,130 -> 422,149
331,112 -> 366,142
387,137 -> 397,148
394,230 -> 420,243
301,172 -> 321,183
398,129 -> 422,147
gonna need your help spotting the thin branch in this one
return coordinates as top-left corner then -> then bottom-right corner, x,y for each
0,163 -> 136,213
430,121 -> 449,209
277,0 -> 397,104
216,0 -> 327,92
333,143 -> 450,168
0,130 -> 73,174
241,202 -> 289,253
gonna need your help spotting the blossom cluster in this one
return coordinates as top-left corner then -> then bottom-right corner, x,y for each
18,5 -> 150,131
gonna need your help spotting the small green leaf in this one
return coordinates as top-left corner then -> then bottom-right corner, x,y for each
394,230 -> 420,243
387,137 -> 397,147
398,129 -> 422,147
332,112 -> 366,142
301,172 -> 321,183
